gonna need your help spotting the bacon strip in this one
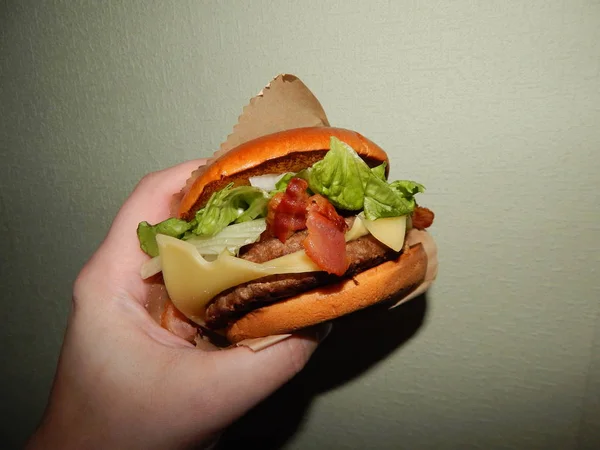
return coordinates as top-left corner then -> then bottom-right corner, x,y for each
411,206 -> 435,230
307,194 -> 347,231
303,194 -> 349,276
267,178 -> 310,242
266,179 -> 356,275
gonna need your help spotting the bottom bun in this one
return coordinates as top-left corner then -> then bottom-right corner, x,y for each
226,243 -> 428,343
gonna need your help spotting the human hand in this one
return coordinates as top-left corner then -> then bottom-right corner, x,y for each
27,160 -> 328,450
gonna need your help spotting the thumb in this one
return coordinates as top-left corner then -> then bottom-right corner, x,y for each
193,324 -> 331,424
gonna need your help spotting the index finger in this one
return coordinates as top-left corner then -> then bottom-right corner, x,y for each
84,159 -> 207,300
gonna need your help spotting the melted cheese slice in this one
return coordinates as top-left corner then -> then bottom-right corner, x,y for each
158,235 -> 318,324
359,215 -> 407,251
156,218 -> 373,325
345,216 -> 369,241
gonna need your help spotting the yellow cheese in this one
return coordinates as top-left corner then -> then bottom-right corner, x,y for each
345,216 -> 369,241
157,235 -> 321,324
359,215 -> 407,251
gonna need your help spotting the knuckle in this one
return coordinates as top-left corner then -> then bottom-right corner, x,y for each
136,171 -> 160,190
72,261 -> 91,300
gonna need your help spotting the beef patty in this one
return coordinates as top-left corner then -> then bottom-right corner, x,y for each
204,219 -> 399,329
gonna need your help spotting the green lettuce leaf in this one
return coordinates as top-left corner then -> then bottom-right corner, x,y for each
306,136 -> 424,220
137,185 -> 268,256
371,162 -> 387,180
269,170 -> 311,195
137,218 -> 193,257
271,173 -> 295,194
362,176 -> 411,219
193,184 -> 268,236
307,137 -> 371,210
185,218 -> 267,257
236,195 -> 269,223
363,179 -> 425,219
389,180 -> 425,198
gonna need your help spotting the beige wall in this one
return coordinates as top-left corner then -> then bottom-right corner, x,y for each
2,1 -> 599,448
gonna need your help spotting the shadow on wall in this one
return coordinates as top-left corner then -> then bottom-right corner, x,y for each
214,294 -> 429,450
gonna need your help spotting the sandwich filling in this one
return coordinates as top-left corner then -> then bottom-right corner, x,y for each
206,217 -> 398,328
137,137 -> 434,334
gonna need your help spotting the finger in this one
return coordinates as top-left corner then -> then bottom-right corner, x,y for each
80,159 -> 206,300
181,324 -> 332,429
105,158 -> 208,253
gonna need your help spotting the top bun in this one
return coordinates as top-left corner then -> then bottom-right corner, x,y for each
177,127 -> 389,220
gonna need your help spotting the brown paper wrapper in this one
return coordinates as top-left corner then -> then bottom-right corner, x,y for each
219,74 -> 330,154
171,74 -> 330,216
389,229 -> 438,309
235,334 -> 293,352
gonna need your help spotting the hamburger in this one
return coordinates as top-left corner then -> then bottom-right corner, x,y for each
137,127 -> 435,345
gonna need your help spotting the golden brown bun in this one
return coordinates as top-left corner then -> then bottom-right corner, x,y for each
226,243 -> 427,343
178,127 -> 389,220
